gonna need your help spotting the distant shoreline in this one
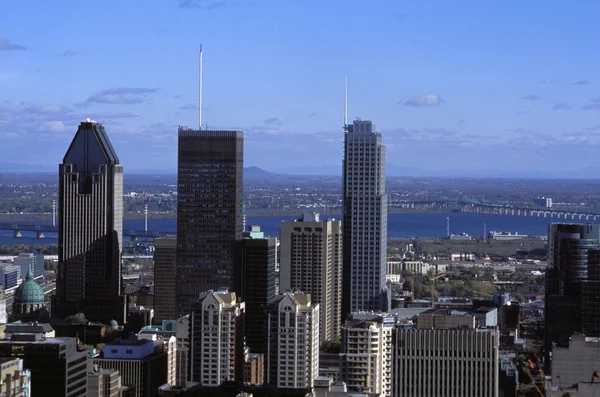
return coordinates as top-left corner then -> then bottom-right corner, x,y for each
0,208 -> 465,222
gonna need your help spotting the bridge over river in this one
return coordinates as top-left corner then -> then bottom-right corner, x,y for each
394,201 -> 600,222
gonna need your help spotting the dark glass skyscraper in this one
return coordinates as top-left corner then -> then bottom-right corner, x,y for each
234,232 -> 277,355
545,223 -> 600,372
176,127 -> 243,316
53,120 -> 126,324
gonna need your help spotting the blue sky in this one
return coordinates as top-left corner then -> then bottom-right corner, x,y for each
2,0 -> 600,174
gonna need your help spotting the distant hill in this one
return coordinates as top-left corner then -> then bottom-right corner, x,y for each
245,166 -> 274,176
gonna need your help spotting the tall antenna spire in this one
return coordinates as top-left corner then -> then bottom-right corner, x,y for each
344,74 -> 348,130
199,44 -> 203,130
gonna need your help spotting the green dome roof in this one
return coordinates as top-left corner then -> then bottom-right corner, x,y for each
14,269 -> 45,305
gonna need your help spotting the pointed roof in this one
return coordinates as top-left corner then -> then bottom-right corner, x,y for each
63,121 -> 119,175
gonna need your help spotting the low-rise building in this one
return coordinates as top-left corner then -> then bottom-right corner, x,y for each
0,333 -> 88,396
87,366 -> 133,397
93,337 -> 167,397
552,335 -> 600,389
243,351 -> 264,386
0,358 -> 30,397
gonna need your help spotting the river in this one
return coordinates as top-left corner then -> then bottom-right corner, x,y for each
0,211 -> 592,246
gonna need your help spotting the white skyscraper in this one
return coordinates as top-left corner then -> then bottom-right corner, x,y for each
342,120 -> 389,319
188,289 -> 245,386
266,292 -> 319,391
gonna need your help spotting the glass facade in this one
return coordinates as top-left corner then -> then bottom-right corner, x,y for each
176,128 -> 243,316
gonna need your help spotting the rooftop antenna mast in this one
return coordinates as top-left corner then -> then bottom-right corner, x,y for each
199,44 -> 203,130
343,75 -> 348,132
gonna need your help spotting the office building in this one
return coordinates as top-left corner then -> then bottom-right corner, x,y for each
394,327 -> 499,397
0,358 -> 30,397
339,318 -> 393,396
153,237 -> 177,324
93,337 -> 167,397
0,334 -> 88,397
188,289 -> 245,386
280,212 -> 342,344
342,120 -> 389,320
545,223 -> 600,372
176,127 -> 243,316
87,367 -> 133,397
234,227 -> 277,355
53,120 -> 126,324
174,316 -> 190,387
243,351 -> 264,386
0,265 -> 19,291
266,292 -> 319,391
13,253 -> 44,282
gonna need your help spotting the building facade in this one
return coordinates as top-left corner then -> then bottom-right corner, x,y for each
153,236 -> 177,324
394,328 -> 499,397
280,212 -> 342,344
342,120 -> 389,320
233,232 -> 277,355
13,253 -> 44,282
0,265 -> 19,291
188,289 -> 245,386
93,337 -> 167,397
0,334 -> 89,397
266,293 -> 319,391
53,120 -> 126,324
0,358 -> 30,397
545,223 -> 600,372
340,319 -> 393,396
87,367 -> 130,397
176,127 -> 243,316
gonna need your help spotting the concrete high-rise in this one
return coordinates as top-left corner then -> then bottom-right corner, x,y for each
153,236 -> 177,323
176,127 -> 243,316
266,292 -> 319,392
393,327 -> 499,397
545,223 -> 600,372
280,212 -> 342,344
234,226 -> 277,355
340,317 -> 393,396
53,120 -> 126,324
342,120 -> 389,320
188,289 -> 245,386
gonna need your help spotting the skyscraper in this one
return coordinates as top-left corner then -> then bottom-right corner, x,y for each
545,223 -> 600,372
153,236 -> 177,323
342,120 -> 389,320
188,289 -> 245,386
53,120 -> 126,324
280,212 -> 342,344
233,226 -> 277,355
176,127 -> 243,316
266,292 -> 319,391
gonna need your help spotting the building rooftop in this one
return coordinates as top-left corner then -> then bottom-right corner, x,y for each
5,322 -> 53,334
13,269 -> 44,305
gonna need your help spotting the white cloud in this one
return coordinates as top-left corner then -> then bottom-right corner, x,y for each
402,94 -> 443,107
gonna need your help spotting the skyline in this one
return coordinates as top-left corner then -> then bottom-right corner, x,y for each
2,1 -> 600,174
